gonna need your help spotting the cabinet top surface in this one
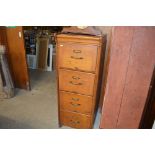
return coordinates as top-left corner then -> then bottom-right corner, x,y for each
57,33 -> 103,40
56,34 -> 104,45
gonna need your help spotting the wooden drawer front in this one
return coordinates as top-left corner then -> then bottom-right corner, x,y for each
59,69 -> 95,96
60,91 -> 93,114
58,43 -> 98,72
60,111 -> 92,128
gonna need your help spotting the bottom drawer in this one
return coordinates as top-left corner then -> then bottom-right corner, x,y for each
60,111 -> 92,129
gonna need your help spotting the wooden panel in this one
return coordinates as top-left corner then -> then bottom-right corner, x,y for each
58,43 -> 98,72
37,37 -> 49,70
6,27 -> 30,89
59,69 -> 95,96
60,91 -> 93,114
0,27 -> 7,46
60,110 -> 92,128
100,27 -> 155,129
100,27 -> 135,128
117,27 -> 155,128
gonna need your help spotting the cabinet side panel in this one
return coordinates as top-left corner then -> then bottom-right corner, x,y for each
117,27 -> 155,128
100,27 -> 135,128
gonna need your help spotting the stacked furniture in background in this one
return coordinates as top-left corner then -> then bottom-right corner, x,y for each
24,29 -> 54,71
24,30 -> 37,69
56,27 -> 105,128
36,36 -> 53,71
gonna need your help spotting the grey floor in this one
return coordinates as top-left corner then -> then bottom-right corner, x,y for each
153,121 -> 155,129
0,69 -> 100,129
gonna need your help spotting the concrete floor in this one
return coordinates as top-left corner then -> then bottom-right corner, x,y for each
153,121 -> 155,129
0,69 -> 100,129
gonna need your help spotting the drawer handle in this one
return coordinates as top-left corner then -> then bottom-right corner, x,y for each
72,76 -> 80,80
73,50 -> 81,53
69,81 -> 82,85
70,102 -> 81,106
70,120 -> 80,124
70,56 -> 83,60
72,97 -> 79,101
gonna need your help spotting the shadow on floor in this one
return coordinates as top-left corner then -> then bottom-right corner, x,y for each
28,69 -> 55,90
0,115 -> 32,129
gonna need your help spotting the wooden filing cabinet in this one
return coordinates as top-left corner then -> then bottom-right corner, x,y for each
56,32 -> 105,128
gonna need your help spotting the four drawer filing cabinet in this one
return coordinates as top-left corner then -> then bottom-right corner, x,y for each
56,31 -> 105,128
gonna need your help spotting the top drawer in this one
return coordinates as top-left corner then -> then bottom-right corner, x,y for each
57,43 -> 98,72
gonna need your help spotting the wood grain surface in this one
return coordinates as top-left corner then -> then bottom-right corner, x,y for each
6,27 -> 30,89
100,27 -> 155,128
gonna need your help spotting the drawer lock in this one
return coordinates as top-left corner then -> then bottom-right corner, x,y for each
72,76 -> 80,80
73,50 -> 82,53
72,97 -> 79,101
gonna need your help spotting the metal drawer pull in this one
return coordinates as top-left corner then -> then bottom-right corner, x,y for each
70,102 -> 81,106
69,81 -> 82,85
73,50 -> 81,53
72,76 -> 80,80
70,56 -> 83,60
70,120 -> 80,124
72,97 -> 79,101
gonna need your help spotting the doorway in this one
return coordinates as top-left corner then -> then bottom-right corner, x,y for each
0,26 -> 63,128
23,26 -> 61,91
0,26 -> 102,129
